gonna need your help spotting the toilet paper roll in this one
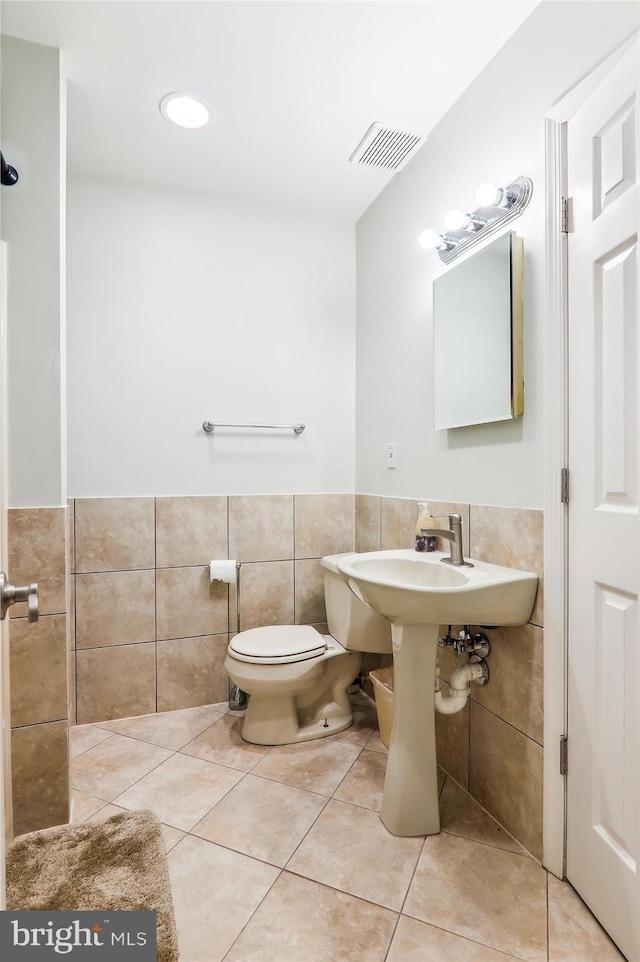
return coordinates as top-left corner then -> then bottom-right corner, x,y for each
209,560 -> 238,583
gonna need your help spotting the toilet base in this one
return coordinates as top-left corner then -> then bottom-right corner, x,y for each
226,645 -> 363,746
225,634 -> 363,746
241,693 -> 354,745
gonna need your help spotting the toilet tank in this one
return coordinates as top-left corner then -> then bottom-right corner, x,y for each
321,554 -> 392,654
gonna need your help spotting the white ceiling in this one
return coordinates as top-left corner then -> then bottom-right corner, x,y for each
1,1 -> 537,222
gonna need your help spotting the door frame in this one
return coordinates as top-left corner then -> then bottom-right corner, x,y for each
0,242 -> 10,907
542,31 -> 639,878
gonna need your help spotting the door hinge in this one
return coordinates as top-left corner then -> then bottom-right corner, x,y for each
560,735 -> 568,776
561,467 -> 570,504
561,196 -> 573,233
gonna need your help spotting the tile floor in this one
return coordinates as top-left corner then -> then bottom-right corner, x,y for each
70,699 -> 624,962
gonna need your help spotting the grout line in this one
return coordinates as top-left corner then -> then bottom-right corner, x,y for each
438,827 -> 534,861
291,496 -> 296,627
546,871 -> 550,961
70,796 -> 116,827
324,753 -> 363,805
439,769 -> 537,862
9,608 -> 69,621
467,676 -> 472,790
76,557 -> 327,574
162,830 -> 185,854
273,739 -> 384,865
72,500 -> 78,723
397,832 -> 427,917
186,766 -> 253,835
322,790 -> 384,820
72,498 -> 77,578
73,646 -> 78,728
439,772 -> 447,798
11,716 -> 70,731
189,780 -> 332,873
398,910 -> 534,962
82,703 -> 546,961
292,552 -> 297,624
72,596 -> 78,724
220,868 -> 284,961
71,734 -> 179,801
382,913 -> 401,962
227,764 -> 341,804
283,862 -> 404,916
69,730 -> 117,760
238,762 -> 345,800
92,716 -> 224,754
469,698 -> 544,748
76,717 -> 260,789
292,495 -> 297,564
279,792 -> 332,868
75,631 -> 227,652
74,566 -> 158,575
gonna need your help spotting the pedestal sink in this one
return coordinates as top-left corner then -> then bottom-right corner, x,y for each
336,549 -> 538,837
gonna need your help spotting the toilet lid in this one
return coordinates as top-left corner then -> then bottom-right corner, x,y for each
228,625 -> 327,664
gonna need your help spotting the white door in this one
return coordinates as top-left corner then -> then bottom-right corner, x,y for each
0,242 -> 11,908
566,38 -> 639,961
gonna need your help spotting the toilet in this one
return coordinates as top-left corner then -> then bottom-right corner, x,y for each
224,553 -> 392,745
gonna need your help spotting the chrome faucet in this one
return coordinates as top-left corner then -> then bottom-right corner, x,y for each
420,512 -> 474,568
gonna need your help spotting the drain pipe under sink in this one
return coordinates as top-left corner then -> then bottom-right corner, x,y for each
434,661 -> 489,715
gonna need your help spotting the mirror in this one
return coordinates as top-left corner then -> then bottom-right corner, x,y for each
433,231 -> 523,430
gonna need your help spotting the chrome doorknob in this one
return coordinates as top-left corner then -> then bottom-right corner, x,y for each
0,571 -> 39,622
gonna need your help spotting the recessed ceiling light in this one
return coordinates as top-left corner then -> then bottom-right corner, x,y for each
160,92 -> 211,129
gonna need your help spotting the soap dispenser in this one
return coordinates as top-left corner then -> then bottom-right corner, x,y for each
415,502 -> 439,552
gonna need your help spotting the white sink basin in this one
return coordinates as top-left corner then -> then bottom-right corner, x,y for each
336,548 -> 538,839
336,549 -> 538,626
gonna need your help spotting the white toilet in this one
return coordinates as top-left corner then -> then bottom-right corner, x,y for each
224,553 -> 392,745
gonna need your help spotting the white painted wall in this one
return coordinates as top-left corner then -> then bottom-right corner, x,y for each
1,36 -> 66,508
67,174 -> 355,497
355,0 -> 639,509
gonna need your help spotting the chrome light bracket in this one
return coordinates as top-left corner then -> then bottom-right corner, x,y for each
438,176 -> 533,264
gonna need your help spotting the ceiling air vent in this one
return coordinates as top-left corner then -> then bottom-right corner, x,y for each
349,122 -> 424,172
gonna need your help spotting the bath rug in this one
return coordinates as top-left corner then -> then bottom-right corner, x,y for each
6,808 -> 178,962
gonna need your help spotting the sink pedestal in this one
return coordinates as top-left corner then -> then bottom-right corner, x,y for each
336,548 -> 538,837
380,623 -> 441,837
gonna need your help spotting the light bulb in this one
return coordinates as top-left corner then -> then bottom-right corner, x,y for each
475,182 -> 502,207
444,209 -> 470,231
160,93 -> 211,129
418,229 -> 441,250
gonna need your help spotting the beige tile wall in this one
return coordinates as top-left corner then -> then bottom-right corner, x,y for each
11,720 -> 69,836
67,491 -> 542,857
354,495 -> 544,859
70,495 -> 355,726
7,506 -> 70,835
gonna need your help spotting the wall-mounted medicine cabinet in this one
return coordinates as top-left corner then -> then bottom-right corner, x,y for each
433,231 -> 523,430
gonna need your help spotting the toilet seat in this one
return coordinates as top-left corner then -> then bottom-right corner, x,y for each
228,625 -> 328,665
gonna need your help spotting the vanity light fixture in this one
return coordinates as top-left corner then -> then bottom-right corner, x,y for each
475,182 -> 512,207
418,229 -> 459,252
443,209 -> 487,232
160,92 -> 211,129
420,175 -> 533,264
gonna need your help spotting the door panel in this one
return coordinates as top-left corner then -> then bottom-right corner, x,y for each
566,38 -> 639,961
596,239 -> 637,508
